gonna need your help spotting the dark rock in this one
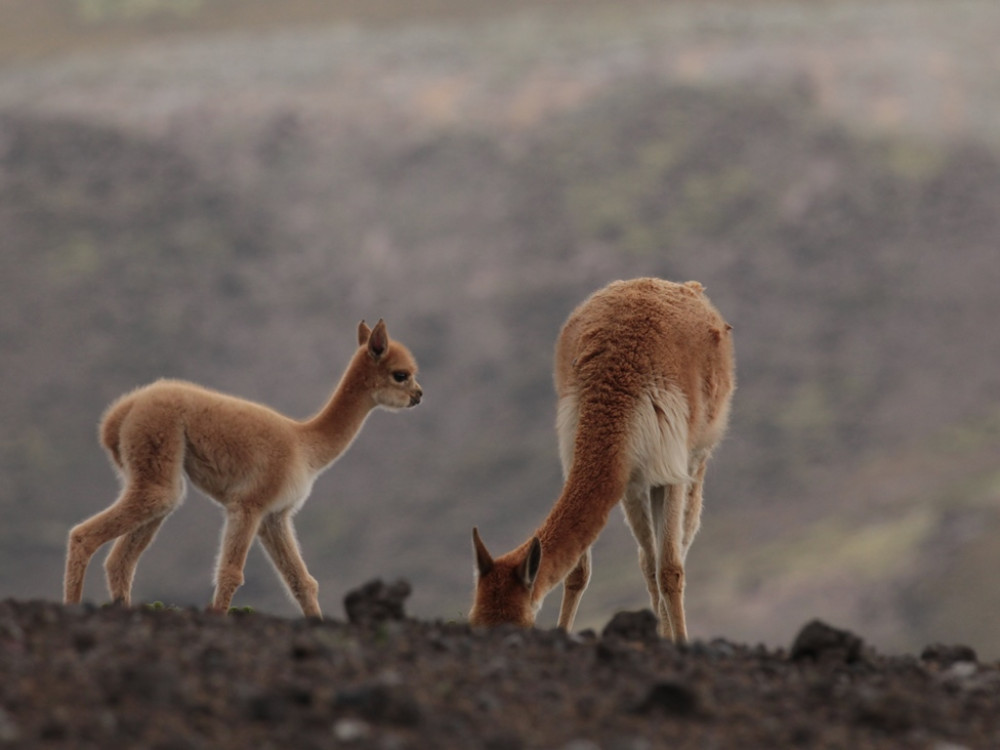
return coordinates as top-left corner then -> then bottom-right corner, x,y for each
688,638 -> 739,661
335,682 -> 422,727
853,687 -> 918,732
502,632 -> 526,650
790,619 -> 864,663
199,646 -> 226,670
343,579 -> 412,625
484,731 -> 526,750
633,680 -> 700,717
287,684 -> 314,707
244,690 -> 290,722
595,639 -> 632,665
3,595 -> 1000,748
72,628 -> 98,653
290,635 -> 327,660
601,610 -> 659,642
920,643 -> 978,667
0,707 -> 20,743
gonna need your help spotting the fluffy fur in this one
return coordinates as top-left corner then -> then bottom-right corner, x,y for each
470,278 -> 735,642
64,319 -> 422,617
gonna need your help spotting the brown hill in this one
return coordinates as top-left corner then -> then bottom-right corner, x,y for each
2,594 -> 999,749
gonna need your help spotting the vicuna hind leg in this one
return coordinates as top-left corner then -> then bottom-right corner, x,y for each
104,515 -> 169,605
681,456 -> 709,556
556,547 -> 591,630
65,482 -> 180,605
621,485 -> 661,622
258,510 -> 321,618
651,483 -> 690,643
211,507 -> 263,613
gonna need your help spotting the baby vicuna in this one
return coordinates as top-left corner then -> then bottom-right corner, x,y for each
64,319 -> 422,617
470,278 -> 734,642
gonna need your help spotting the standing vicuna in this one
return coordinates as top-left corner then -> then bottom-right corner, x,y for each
470,278 -> 734,642
64,319 -> 422,617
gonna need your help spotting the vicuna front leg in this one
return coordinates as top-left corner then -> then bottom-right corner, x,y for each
556,547 -> 592,630
258,511 -> 321,618
211,508 -> 263,613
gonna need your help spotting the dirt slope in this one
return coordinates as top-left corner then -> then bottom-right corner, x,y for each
2,586 -> 998,749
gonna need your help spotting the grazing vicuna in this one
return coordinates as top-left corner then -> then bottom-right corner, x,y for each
470,278 -> 734,642
64,319 -> 422,617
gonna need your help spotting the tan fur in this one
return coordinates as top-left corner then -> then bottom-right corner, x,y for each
64,319 -> 422,617
470,278 -> 734,642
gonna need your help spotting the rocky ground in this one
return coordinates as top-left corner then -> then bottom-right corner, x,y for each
1,581 -> 998,750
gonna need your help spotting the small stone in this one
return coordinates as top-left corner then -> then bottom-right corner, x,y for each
0,707 -> 20,743
502,632 -> 526,650
607,738 -> 652,750
944,661 -> 978,679
789,620 -> 863,663
0,616 -> 25,643
707,638 -> 737,658
601,610 -> 659,642
335,682 -> 422,727
920,643 -> 978,667
343,579 -> 412,625
854,687 -> 917,732
333,718 -> 371,742
476,690 -> 502,714
633,680 -> 700,716
244,691 -> 289,722
484,732 -> 525,750
73,629 -> 98,653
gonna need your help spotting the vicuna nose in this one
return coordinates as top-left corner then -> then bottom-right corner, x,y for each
411,388 -> 423,406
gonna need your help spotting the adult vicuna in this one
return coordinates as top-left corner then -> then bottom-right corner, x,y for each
470,278 -> 734,642
64,319 -> 422,617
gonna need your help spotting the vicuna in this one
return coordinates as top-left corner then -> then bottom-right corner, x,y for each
64,319 -> 422,617
470,278 -> 734,642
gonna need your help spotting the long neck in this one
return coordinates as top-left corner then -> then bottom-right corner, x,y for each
299,350 -> 375,470
530,397 -> 634,603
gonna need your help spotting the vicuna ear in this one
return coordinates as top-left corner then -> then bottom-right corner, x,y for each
472,527 -> 494,577
358,320 -> 372,347
517,537 -> 542,590
368,319 -> 388,360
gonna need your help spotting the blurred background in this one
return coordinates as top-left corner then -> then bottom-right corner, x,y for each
2,0 -> 999,658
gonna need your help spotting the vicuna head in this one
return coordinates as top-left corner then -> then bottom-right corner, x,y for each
357,319 -> 423,410
469,527 -> 542,627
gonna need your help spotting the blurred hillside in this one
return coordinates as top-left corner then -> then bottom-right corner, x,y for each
1,0 -> 999,656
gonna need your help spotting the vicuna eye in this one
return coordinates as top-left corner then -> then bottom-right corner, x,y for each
392,371 -> 410,383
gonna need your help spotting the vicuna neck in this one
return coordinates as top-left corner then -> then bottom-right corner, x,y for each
299,350 -> 375,470
531,407 -> 632,603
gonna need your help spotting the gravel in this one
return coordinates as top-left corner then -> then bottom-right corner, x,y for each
1,580 -> 998,749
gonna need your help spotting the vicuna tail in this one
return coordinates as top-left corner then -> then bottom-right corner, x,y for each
629,385 -> 691,486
